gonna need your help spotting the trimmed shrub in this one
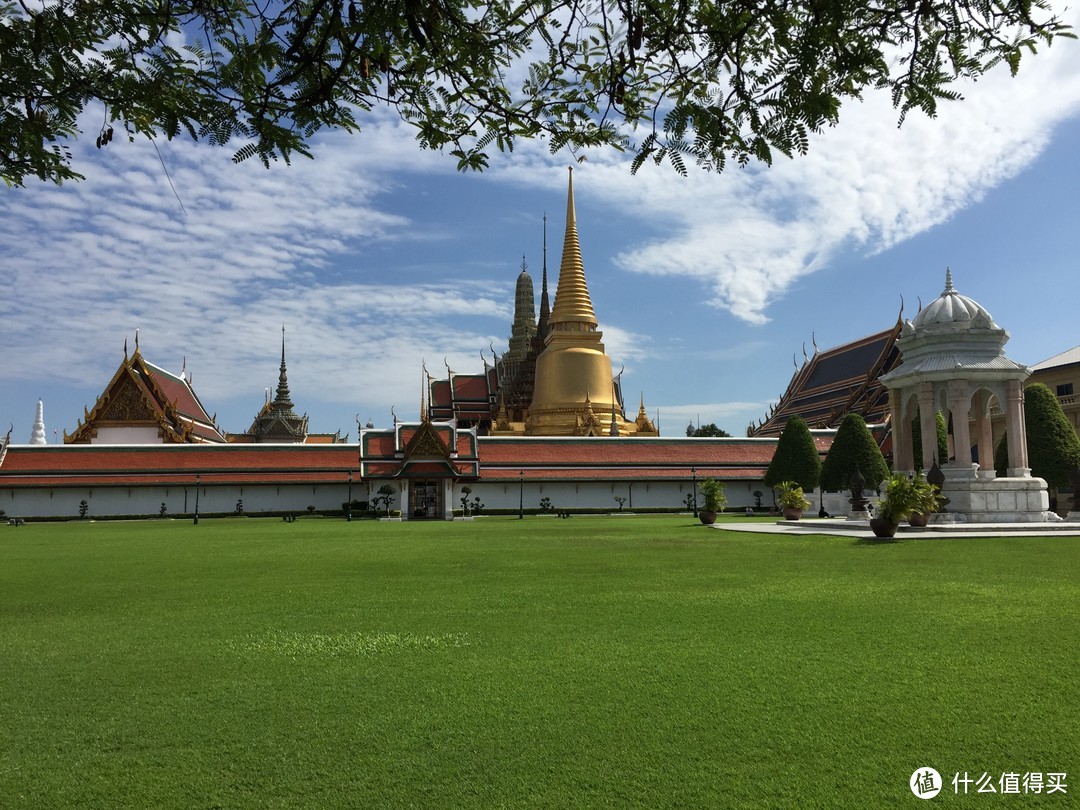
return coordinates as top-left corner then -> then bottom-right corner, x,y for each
820,413 -> 890,492
997,383 -> 1080,487
764,415 -> 821,491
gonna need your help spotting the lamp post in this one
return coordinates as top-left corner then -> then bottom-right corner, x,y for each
346,470 -> 353,521
519,470 -> 524,519
691,466 -> 698,518
193,473 -> 200,525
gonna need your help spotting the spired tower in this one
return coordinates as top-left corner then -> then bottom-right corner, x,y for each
245,326 -> 310,442
502,257 -> 538,383
525,168 -> 654,436
29,399 -> 47,445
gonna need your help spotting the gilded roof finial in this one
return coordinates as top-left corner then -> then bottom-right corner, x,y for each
549,166 -> 597,329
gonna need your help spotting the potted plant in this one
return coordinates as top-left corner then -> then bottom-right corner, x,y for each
698,478 -> 726,525
872,473 -> 921,537
907,472 -> 941,527
775,481 -> 811,520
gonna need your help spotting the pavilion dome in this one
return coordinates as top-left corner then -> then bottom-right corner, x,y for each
909,268 -> 996,332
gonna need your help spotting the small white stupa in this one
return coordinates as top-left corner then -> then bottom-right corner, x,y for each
29,399 -> 47,445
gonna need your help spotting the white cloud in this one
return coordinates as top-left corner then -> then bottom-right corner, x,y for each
3,15 -> 1080,440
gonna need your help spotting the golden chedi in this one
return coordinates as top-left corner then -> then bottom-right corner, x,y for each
525,168 -> 655,437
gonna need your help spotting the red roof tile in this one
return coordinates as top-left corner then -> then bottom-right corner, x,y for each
477,437 -> 783,466
452,374 -> 490,402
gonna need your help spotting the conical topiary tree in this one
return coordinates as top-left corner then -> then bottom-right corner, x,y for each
764,415 -> 821,492
911,410 -> 949,471
996,383 -> 1080,487
994,432 -> 1009,477
820,413 -> 890,492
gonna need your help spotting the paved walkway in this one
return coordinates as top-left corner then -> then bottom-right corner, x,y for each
718,517 -> 1080,539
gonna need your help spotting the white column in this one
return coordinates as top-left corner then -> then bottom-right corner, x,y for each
890,388 -> 914,474
1005,378 -> 1030,476
947,380 -> 974,471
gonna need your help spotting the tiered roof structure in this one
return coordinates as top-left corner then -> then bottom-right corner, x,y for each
65,337 -> 226,444
236,327 -> 310,443
748,318 -> 903,438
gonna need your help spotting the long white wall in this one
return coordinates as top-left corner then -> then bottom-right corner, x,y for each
2,482 -> 356,519
3,477 -> 779,519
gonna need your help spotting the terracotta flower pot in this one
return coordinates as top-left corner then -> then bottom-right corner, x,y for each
869,518 -> 899,538
907,511 -> 931,528
782,506 -> 803,521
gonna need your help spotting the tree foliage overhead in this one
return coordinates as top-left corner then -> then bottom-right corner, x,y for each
764,415 -> 820,491
820,412 -> 890,492
2,0 -> 1072,185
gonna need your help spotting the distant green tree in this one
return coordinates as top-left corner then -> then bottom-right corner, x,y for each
911,410 -> 950,471
764,416 -> 820,492
820,413 -> 890,492
996,384 -> 1080,488
687,423 -> 732,438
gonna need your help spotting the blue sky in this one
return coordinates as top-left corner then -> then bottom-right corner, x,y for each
2,14 -> 1080,444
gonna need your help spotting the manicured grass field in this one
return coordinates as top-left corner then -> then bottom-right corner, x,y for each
1,516 -> 1077,807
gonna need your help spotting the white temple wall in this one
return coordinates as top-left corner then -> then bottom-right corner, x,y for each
5,478 -> 772,519
1,483 -> 354,519
91,427 -> 164,445
461,479 -> 765,512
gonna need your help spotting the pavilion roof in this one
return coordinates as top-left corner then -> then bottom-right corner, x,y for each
750,322 -> 902,437
66,350 -> 227,444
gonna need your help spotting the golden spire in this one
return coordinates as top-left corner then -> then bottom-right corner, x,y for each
549,167 -> 597,330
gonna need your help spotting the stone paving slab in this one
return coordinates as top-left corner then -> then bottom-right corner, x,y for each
716,518 -> 1080,539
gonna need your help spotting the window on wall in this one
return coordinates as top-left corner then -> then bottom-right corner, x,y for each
1057,383 -> 1074,397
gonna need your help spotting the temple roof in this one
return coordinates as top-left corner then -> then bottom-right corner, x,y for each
66,346 -> 226,444
0,443 -> 355,487
750,322 -> 902,437
243,327 -> 309,442
1,435 -> 818,487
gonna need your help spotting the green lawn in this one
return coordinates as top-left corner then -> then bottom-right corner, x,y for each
1,516 -> 1077,807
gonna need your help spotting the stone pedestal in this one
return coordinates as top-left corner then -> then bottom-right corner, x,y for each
941,475 -> 1051,523
929,512 -> 965,524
